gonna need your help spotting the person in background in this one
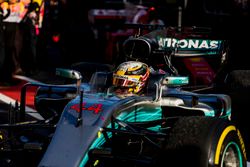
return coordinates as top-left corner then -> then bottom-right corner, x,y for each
19,0 -> 40,75
0,0 -> 10,84
2,0 -> 26,81
36,0 -> 65,69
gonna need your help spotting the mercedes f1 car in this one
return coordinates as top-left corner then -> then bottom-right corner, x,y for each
0,65 -> 247,167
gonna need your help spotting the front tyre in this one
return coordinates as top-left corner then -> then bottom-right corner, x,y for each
161,116 -> 247,167
215,125 -> 246,167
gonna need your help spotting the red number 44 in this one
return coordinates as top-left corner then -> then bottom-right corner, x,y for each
70,103 -> 103,114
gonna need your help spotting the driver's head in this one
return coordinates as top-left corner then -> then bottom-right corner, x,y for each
112,61 -> 150,94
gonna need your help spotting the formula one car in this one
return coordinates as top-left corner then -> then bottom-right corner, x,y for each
0,65 -> 247,167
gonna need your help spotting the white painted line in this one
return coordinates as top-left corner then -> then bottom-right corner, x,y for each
13,75 -> 42,83
0,93 -> 44,120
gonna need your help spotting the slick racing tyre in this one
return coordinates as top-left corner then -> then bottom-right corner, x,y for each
160,116 -> 247,167
224,70 -> 250,155
225,70 -> 250,90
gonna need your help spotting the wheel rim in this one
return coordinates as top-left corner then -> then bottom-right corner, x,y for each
221,142 -> 243,167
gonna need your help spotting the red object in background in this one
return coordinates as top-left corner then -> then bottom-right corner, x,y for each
52,35 -> 60,43
0,79 -> 38,109
148,6 -> 155,11
35,25 -> 40,35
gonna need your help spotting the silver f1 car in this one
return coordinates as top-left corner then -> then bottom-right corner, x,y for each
0,65 -> 247,167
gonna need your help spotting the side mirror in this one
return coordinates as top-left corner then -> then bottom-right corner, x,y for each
152,75 -> 189,102
56,68 -> 82,94
162,76 -> 189,86
56,68 -> 82,80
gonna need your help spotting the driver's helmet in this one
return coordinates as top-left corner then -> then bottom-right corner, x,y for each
112,61 -> 150,94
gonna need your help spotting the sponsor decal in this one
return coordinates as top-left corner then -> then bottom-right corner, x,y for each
237,129 -> 247,160
113,74 -> 128,80
157,37 -> 222,50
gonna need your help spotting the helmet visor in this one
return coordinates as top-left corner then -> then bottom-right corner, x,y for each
113,78 -> 137,88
